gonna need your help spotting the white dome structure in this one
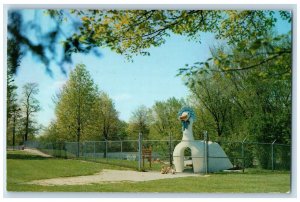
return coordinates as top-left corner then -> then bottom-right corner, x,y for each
173,107 -> 233,173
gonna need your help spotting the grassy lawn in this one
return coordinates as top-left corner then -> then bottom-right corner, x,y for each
6,150 -> 291,193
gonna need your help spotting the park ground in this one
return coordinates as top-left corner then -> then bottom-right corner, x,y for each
6,150 -> 291,193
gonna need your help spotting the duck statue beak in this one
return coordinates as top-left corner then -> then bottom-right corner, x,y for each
179,112 -> 189,121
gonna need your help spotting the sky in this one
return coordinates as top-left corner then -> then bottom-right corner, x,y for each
13,10 -> 291,127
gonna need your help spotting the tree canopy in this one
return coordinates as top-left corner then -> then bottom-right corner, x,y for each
67,10 -> 290,59
7,9 -> 291,73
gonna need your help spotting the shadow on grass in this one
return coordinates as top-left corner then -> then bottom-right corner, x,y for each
7,153 -> 51,160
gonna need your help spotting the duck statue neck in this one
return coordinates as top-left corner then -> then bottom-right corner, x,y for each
178,107 -> 195,141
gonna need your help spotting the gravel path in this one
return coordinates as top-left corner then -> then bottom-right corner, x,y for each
28,169 -> 207,186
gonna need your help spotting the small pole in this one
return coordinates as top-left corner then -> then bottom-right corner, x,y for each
120,140 -> 123,160
271,140 -> 276,171
84,142 -> 86,160
138,133 -> 143,171
242,137 -> 247,173
204,131 -> 208,174
105,139 -> 108,159
169,132 -> 173,167
121,140 -> 123,153
94,141 -> 96,161
64,142 -> 67,159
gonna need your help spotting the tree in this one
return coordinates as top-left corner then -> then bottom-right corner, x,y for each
66,10 -> 290,60
90,92 -> 119,158
97,92 -> 119,141
128,105 -> 151,139
21,83 -> 41,143
7,39 -> 21,119
55,63 -> 98,156
7,41 -> 22,146
7,12 -> 23,75
39,121 -> 60,143
115,120 -> 129,140
7,9 -> 291,75
9,104 -> 22,147
7,35 -> 23,144
180,31 -> 291,140
178,33 -> 291,168
149,97 -> 185,140
187,71 -> 236,139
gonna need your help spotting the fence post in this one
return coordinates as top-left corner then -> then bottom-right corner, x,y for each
64,142 -> 67,159
93,141 -> 96,161
271,140 -> 276,171
105,139 -> 108,159
203,131 -> 208,174
169,132 -> 173,167
242,137 -> 247,173
138,133 -> 143,171
121,141 -> 123,153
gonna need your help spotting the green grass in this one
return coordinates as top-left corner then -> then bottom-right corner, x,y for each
6,150 -> 291,193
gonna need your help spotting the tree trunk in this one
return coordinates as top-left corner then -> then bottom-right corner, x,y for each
24,110 -> 29,143
77,125 -> 81,157
12,113 -> 16,148
103,132 -> 108,158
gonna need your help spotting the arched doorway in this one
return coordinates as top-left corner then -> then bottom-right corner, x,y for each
183,147 -> 193,172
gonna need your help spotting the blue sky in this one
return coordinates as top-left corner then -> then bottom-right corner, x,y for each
13,10 -> 291,127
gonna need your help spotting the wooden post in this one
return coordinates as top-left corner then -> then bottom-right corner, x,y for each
142,146 -> 152,168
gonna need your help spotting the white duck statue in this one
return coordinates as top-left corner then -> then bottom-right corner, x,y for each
173,107 -> 233,173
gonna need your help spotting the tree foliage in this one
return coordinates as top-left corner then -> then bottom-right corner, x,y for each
55,64 -> 98,142
7,9 -> 291,74
180,33 -> 291,144
127,105 -> 151,139
149,97 -> 185,140
10,9 -> 291,155
91,92 -> 119,141
7,10 -> 102,75
45,64 -> 122,147
66,10 -> 290,60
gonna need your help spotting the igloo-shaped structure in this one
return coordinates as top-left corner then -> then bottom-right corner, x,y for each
173,107 -> 233,173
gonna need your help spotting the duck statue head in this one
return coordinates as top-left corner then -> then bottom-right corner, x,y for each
178,107 -> 196,141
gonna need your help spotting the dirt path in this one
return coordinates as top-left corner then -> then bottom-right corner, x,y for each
24,148 -> 52,157
28,169 -> 207,186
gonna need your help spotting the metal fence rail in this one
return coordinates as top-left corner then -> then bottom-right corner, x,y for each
23,138 -> 291,172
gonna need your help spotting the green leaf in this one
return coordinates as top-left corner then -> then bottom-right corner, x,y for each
205,62 -> 209,68
250,39 -> 262,50
214,59 -> 220,66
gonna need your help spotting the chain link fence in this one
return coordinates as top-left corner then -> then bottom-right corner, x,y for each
24,137 -> 291,172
